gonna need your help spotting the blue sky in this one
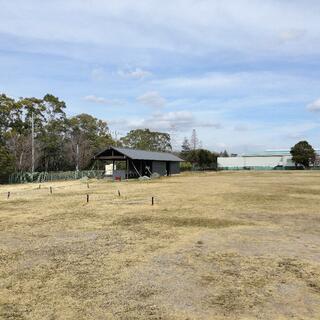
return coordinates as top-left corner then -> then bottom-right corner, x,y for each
1,0 -> 320,152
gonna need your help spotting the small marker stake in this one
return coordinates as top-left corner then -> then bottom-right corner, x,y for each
87,194 -> 89,203
7,191 -> 10,199
152,197 -> 154,206
118,190 -> 121,197
50,187 -> 52,194
39,184 -> 41,189
87,182 -> 89,189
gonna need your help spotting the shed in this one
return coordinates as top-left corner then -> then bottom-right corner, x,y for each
93,146 -> 183,179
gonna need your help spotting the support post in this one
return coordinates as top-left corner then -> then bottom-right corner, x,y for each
76,143 -> 79,171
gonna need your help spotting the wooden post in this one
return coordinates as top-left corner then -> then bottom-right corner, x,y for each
118,190 -> 121,197
152,197 -> 154,206
87,182 -> 89,189
87,194 -> 89,203
50,187 -> 52,194
39,184 -> 41,189
7,191 -> 10,199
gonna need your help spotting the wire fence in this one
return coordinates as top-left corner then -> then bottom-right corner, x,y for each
8,170 -> 105,184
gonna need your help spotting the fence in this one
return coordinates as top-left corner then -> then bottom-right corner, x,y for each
9,170 -> 104,184
218,166 -> 317,171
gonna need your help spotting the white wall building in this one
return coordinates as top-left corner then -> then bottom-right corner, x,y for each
218,149 -> 320,170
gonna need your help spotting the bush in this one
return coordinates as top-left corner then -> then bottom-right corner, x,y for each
180,161 -> 193,171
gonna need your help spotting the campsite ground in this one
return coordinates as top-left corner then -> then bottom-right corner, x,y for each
1,171 -> 320,320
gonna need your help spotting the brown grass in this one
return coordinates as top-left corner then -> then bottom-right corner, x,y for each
0,171 -> 320,319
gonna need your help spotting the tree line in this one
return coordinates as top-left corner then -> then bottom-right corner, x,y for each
1,93 -> 217,181
0,94 -> 116,180
2,93 -> 315,183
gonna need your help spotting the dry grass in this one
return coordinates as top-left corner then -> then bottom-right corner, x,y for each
0,171 -> 320,319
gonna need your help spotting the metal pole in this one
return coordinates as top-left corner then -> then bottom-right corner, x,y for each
31,112 -> 35,173
76,143 -> 79,171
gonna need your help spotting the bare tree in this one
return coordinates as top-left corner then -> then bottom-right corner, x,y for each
190,129 -> 199,150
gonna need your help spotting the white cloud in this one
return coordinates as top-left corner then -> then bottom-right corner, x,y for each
90,68 -> 106,81
307,99 -> 320,112
1,1 -> 320,59
2,1 -> 320,154
153,72 -> 320,113
155,71 -> 318,93
84,95 -> 123,106
137,91 -> 166,108
150,111 -> 194,130
118,67 -> 152,79
279,29 -> 306,43
234,124 -> 249,131
110,110 -> 222,132
155,73 -> 240,90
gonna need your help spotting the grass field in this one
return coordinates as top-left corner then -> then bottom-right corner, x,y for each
1,171 -> 320,320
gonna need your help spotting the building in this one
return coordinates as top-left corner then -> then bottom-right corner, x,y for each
218,149 -> 320,170
94,146 -> 183,179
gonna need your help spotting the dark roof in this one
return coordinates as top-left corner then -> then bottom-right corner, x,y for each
97,146 -> 183,162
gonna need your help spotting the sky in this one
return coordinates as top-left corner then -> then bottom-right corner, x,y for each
1,0 -> 320,153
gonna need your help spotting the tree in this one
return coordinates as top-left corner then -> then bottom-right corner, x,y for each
190,129 -> 199,150
120,129 -> 172,152
290,140 -> 316,168
181,137 -> 191,153
66,114 -> 114,170
37,94 -> 68,171
0,94 -> 22,143
183,148 -> 217,169
0,94 -> 32,172
219,150 -> 229,157
180,137 -> 191,160
7,96 -> 46,172
0,145 -> 14,182
0,92 -> 118,179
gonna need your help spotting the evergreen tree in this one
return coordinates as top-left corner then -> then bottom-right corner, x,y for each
181,137 -> 191,153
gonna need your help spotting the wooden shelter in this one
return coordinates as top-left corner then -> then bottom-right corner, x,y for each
93,146 -> 183,179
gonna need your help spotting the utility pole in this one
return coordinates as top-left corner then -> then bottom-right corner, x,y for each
76,143 -> 79,171
31,112 -> 35,174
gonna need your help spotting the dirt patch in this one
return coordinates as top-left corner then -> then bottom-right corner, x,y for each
1,172 -> 320,319
121,243 -> 320,319
113,215 -> 245,229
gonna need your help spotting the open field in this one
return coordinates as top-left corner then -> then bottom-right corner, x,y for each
1,171 -> 320,319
